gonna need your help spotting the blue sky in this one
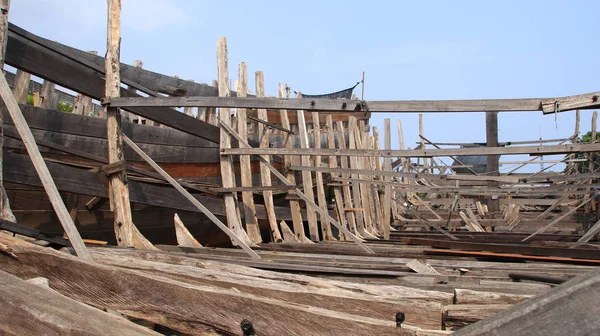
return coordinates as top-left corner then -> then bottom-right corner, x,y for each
8,0 -> 600,172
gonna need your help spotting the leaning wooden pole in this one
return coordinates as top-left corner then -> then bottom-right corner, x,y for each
105,0 -> 134,247
0,0 -> 14,223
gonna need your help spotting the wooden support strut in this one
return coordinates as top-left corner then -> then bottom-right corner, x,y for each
0,71 -> 91,260
218,120 -> 375,254
105,0 -> 134,247
122,135 -> 259,258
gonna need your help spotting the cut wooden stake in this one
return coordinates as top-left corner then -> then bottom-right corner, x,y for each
571,218 -> 600,248
465,208 -> 485,232
122,135 -> 259,258
217,37 -> 252,246
218,120 -> 375,254
40,79 -> 56,109
12,69 -> 30,104
336,120 -> 360,237
174,213 -> 202,248
280,220 -> 300,243
131,223 -> 159,251
327,115 -> 348,241
105,0 -> 134,247
256,71 -> 282,243
122,59 -> 143,123
0,74 -> 90,260
73,51 -> 99,116
236,63 -> 261,244
278,83 -> 305,241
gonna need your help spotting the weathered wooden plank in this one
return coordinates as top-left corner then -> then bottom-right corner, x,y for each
383,119 -> 392,239
5,29 -> 221,143
221,142 -> 600,157
454,268 -> 600,336
0,73 -> 90,259
0,269 -> 160,336
297,94 -> 319,241
106,91 -> 600,113
256,71 -> 281,243
105,0 -> 134,247
278,83 -> 305,241
313,110 -> 333,240
236,63 -> 261,244
0,236 -> 417,335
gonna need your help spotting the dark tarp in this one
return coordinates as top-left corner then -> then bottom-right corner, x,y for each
300,82 -> 360,99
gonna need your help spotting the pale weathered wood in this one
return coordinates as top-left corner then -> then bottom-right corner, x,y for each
280,220 -> 300,243
108,90 -> 600,113
174,213 -> 202,248
297,94 -> 319,241
216,37 -> 252,246
0,0 -> 15,223
327,115 -> 348,240
236,63 -> 261,244
122,135 -> 259,258
383,119 -> 392,239
39,79 -> 56,109
12,69 -> 30,104
347,117 -> 367,237
218,121 -> 374,254
406,259 -> 441,275
221,142 -> 600,158
73,51 -> 99,116
0,75 -> 90,259
336,120 -> 359,236
313,111 -> 333,240
278,83 -> 305,241
454,289 -> 532,305
444,304 -> 511,331
105,0 -> 134,247
0,269 -> 161,335
256,71 -> 282,243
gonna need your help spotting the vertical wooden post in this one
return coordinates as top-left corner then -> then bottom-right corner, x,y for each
326,115 -> 347,240
105,0 -> 134,247
12,69 -> 30,104
73,51 -> 98,116
586,112 -> 597,217
336,120 -> 359,236
236,63 -> 261,243
347,117 -> 367,236
255,71 -> 282,243
486,111 -> 500,214
370,129 -> 384,235
312,112 -> 333,240
297,93 -> 319,241
567,110 -> 581,173
278,83 -> 305,241
217,37 -> 252,246
419,114 -> 428,172
383,119 -> 392,239
0,0 -> 14,223
207,79 -> 219,125
40,80 -> 56,110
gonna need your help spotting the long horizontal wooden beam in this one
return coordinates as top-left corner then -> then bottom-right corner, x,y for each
106,91 -> 600,113
223,142 -> 600,158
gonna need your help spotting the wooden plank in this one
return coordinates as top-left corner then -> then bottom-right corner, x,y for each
256,71 -> 282,243
0,269 -> 161,335
216,37 -> 251,246
236,63 -> 261,244
221,142 -> 600,157
383,119 -> 392,240
0,0 -> 13,223
347,117 -> 367,237
5,30 -> 221,144
336,120 -> 359,236
105,0 -> 134,248
571,217 -> 600,248
454,268 -> 600,335
122,135 -> 259,258
326,115 -> 348,240
313,110 -> 333,240
107,90 -> 600,113
0,75 -> 90,259
406,259 -> 441,275
401,237 -> 600,260
4,151 -> 299,221
297,94 -> 319,241
278,83 -> 305,241
73,51 -> 98,116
